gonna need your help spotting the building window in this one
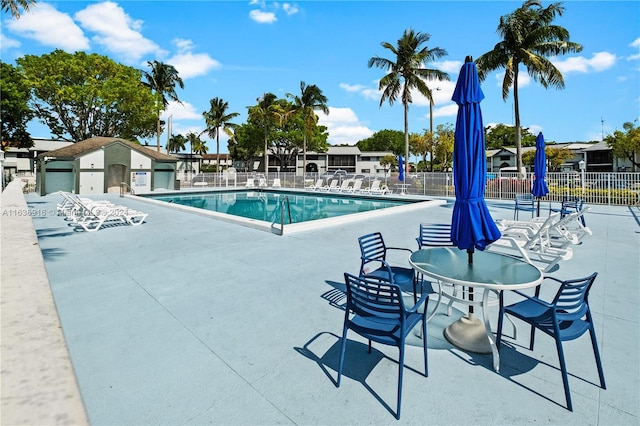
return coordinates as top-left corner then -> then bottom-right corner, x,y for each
361,168 -> 371,173
499,155 -> 510,161
328,155 -> 355,168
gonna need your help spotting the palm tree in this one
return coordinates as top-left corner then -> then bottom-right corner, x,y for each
1,0 -> 36,18
185,132 -> 202,177
167,134 -> 186,154
252,92 -> 278,173
201,97 -> 239,173
476,0 -> 582,178
142,60 -> 184,152
287,81 -> 328,175
368,28 -> 449,175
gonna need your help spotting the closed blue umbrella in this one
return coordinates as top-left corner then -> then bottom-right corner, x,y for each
531,132 -> 549,216
450,56 -> 501,262
398,155 -> 405,182
446,56 -> 502,353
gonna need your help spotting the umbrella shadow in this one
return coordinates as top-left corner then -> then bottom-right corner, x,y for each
294,331 -> 424,419
36,227 -> 76,239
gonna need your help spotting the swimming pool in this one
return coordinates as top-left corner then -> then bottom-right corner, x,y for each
138,189 -> 444,234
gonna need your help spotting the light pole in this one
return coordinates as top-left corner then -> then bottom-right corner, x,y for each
429,87 -> 441,172
579,159 -> 586,195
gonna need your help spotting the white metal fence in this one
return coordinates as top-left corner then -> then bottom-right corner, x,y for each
182,171 -> 640,206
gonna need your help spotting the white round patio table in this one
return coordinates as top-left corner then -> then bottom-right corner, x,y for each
409,247 -> 543,371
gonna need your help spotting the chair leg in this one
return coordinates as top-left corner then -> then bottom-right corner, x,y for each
588,326 -> 607,389
337,326 -> 349,387
496,293 -> 505,349
422,318 -> 429,377
396,345 -> 405,420
528,325 -> 536,351
554,337 -> 573,411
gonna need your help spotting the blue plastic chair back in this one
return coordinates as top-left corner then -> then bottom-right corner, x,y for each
416,223 -> 453,249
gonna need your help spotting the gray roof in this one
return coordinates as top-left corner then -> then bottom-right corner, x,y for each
36,137 -> 176,162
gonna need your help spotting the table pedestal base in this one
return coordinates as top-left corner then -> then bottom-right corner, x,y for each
444,315 -> 491,354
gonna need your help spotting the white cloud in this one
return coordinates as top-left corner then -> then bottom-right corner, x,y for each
431,103 -> 458,118
282,3 -> 299,16
318,107 -> 374,145
494,71 -> 531,90
553,51 -> 616,74
74,1 -> 162,63
166,38 -> 221,80
1,33 -> 21,51
249,9 -> 277,24
5,3 -> 89,51
435,60 -> 463,73
161,101 -> 202,121
630,38 -> 640,48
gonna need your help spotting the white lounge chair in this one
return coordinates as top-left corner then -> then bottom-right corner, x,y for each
333,178 -> 354,192
362,180 -> 392,195
343,179 -> 363,194
320,179 -> 339,192
306,179 -> 323,191
271,178 -> 282,188
488,213 -> 573,271
245,178 -> 255,188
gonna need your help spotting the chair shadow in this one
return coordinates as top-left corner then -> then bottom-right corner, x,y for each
294,331 -> 424,419
40,247 -> 67,260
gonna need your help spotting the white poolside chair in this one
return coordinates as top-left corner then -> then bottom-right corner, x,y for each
271,178 -> 282,188
342,179 -> 363,194
320,179 -> 339,192
362,180 -> 392,195
306,179 -> 323,191
245,178 -> 255,188
488,213 -> 573,271
333,178 -> 354,192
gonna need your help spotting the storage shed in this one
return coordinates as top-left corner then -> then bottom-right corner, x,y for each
36,137 -> 177,195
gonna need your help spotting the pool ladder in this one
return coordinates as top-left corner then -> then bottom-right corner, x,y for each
271,196 -> 292,235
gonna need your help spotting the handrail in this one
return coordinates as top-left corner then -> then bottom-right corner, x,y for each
120,181 -> 135,197
271,195 -> 292,235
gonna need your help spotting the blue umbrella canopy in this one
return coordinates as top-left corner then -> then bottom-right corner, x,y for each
450,57 -> 501,259
531,132 -> 549,198
398,155 -> 405,182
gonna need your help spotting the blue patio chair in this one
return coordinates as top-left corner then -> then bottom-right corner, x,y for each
514,193 -> 536,220
337,273 -> 428,420
496,273 -> 606,411
416,223 -> 453,249
358,232 -> 417,299
415,224 -> 458,319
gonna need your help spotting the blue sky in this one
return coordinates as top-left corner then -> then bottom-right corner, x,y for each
2,0 -> 639,153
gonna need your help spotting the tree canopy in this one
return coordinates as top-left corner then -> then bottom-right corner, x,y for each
233,97 -> 328,172
485,124 -> 536,149
17,49 -> 158,143
1,61 -> 34,150
356,129 -> 405,154
605,121 -> 640,171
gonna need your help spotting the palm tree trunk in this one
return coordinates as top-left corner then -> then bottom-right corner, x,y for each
513,67 -> 524,179
156,115 -> 161,152
403,102 -> 409,175
303,134 -> 307,176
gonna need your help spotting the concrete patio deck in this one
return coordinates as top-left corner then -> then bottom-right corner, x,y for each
2,181 -> 639,425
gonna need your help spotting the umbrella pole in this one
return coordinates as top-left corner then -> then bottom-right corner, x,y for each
537,198 -> 541,217
467,248 -> 474,316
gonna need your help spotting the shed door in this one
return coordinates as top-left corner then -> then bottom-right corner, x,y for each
107,164 -> 127,193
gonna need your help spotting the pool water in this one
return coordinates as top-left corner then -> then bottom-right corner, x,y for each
149,190 -> 416,224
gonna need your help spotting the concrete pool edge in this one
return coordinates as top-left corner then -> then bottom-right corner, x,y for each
129,189 -> 446,235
